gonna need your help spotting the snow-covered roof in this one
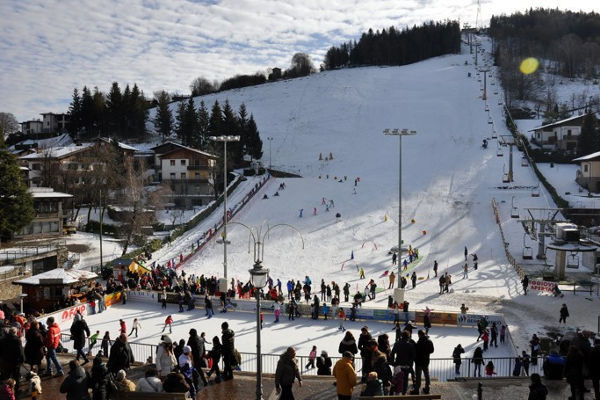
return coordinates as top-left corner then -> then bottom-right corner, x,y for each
19,143 -> 92,160
573,151 -> 600,162
17,133 -> 73,149
156,141 -> 218,159
14,268 -> 97,286
528,114 -> 589,131
97,137 -> 138,152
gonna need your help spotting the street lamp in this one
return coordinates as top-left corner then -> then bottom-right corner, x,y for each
19,293 -> 28,314
266,137 -> 273,170
231,222 -> 303,400
383,128 -> 417,288
209,135 -> 240,281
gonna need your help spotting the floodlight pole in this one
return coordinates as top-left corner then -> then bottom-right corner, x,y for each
384,128 -> 417,287
209,135 -> 240,280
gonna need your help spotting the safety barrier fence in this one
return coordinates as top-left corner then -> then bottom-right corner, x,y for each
59,333 -> 543,381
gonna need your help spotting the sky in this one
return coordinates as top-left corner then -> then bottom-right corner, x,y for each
0,0 -> 597,122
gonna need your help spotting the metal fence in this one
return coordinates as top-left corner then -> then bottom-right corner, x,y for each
59,333 -> 545,382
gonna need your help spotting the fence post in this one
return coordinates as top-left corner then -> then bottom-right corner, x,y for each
477,382 -> 482,400
468,360 -> 471,377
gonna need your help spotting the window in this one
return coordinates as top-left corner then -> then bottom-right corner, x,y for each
584,164 -> 589,173
32,163 -> 41,170
170,160 -> 175,166
181,160 -> 186,166
181,173 -> 186,179
170,173 -> 175,179
567,129 -> 572,137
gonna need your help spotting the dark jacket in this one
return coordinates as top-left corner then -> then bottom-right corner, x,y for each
70,318 -> 91,350
371,349 -> 392,385
452,345 -> 465,364
415,335 -> 434,366
163,371 -> 189,393
59,365 -> 91,400
90,357 -> 109,400
590,345 -> 600,378
472,348 -> 484,365
362,379 -> 384,396
275,353 -> 301,387
0,331 -> 24,368
338,338 -> 358,356
187,332 -> 205,369
316,355 -> 332,375
24,327 -> 45,366
221,328 -> 235,356
565,348 -> 584,382
390,337 -> 416,367
528,382 -> 548,400
358,332 -> 373,357
107,339 -> 134,373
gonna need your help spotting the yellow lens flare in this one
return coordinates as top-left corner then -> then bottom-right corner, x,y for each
520,57 -> 539,75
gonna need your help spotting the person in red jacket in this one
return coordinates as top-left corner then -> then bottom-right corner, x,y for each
162,315 -> 173,334
44,317 -> 64,376
119,319 -> 126,334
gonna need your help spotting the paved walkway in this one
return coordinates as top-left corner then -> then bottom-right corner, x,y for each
29,356 -> 589,400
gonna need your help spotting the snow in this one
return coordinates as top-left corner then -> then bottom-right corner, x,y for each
19,143 -> 93,159
64,232 -> 128,270
56,35 -> 600,368
15,267 -> 97,285
536,163 -> 600,208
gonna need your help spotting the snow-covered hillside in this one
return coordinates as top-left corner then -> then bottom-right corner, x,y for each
143,37 -> 599,353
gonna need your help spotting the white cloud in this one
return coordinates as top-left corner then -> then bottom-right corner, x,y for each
0,0 -> 596,121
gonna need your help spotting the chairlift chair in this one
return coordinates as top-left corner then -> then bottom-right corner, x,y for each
492,131 -> 498,139
502,173 -> 510,183
521,157 -> 529,167
532,187 -> 540,197
497,147 -> 503,157
511,207 -> 519,218
566,253 -> 579,269
523,246 -> 533,260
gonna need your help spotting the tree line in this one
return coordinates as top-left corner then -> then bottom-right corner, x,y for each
68,83 -> 150,140
154,92 -> 262,167
490,8 -> 600,79
323,21 -> 461,70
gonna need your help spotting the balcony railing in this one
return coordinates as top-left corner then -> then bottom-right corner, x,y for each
187,164 -> 209,171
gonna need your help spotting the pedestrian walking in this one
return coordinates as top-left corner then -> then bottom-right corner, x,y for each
107,333 -> 134,374
464,246 -> 468,261
156,335 -> 177,378
274,300 -> 281,323
59,360 -> 91,400
411,330 -> 434,395
559,303 -> 569,324
221,322 -> 235,381
389,272 -> 396,289
128,318 -> 141,338
119,319 -> 126,334
522,274 -> 529,295
205,296 -> 214,318
528,373 -> 548,400
463,263 -> 468,279
317,351 -> 332,376
500,324 -> 506,344
530,334 -> 540,366
522,351 -> 531,376
411,272 -> 417,289
392,252 -> 397,265
206,337 -> 222,383
24,321 -> 45,372
275,347 -> 302,400
433,260 -> 438,277
44,317 -> 64,376
490,322 -> 498,347
70,313 -> 91,364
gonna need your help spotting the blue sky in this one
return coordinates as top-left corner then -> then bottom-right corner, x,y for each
0,0 -> 596,122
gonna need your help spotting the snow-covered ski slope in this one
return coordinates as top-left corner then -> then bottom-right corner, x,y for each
147,37 -> 596,351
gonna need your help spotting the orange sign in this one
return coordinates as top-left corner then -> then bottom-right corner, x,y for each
104,291 -> 122,307
415,311 -> 457,326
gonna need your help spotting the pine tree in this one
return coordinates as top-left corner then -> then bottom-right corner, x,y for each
92,87 -> 106,136
153,91 -> 173,141
184,97 -> 198,147
80,86 -> 94,137
209,100 -> 223,137
246,114 -> 263,161
238,103 -> 249,158
106,82 -> 122,137
131,84 -> 148,138
221,100 -> 241,164
578,113 -> 599,156
68,88 -> 82,136
0,139 -> 34,241
175,101 -> 187,143
197,101 -> 210,150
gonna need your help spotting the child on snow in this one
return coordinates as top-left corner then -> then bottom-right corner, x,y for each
482,330 -> 490,351
485,361 -> 496,377
322,303 -> 329,320
88,330 -> 100,356
162,315 -> 173,334
306,346 -> 317,369
119,319 -> 126,334
500,325 -> 506,344
274,301 -> 281,323
338,308 -> 346,331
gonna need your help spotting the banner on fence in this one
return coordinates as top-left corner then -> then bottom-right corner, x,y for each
128,290 -> 159,303
529,280 -> 555,293
43,303 -> 91,329
457,313 -> 504,326
416,311 -> 458,326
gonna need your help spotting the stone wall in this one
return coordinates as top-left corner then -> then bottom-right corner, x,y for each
0,273 -> 31,301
